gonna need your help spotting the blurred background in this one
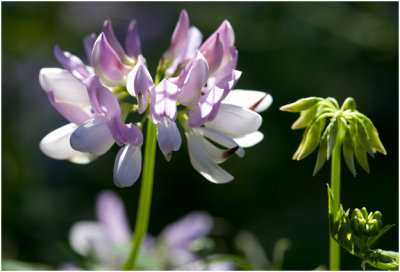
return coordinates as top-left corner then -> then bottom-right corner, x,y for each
2,2 -> 398,270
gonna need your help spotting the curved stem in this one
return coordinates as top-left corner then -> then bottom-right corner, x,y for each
329,128 -> 342,270
122,121 -> 157,270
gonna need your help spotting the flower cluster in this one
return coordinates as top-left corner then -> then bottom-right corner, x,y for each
280,97 -> 386,176
327,186 -> 398,270
40,10 -> 272,187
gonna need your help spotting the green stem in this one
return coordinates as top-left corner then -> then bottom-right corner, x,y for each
122,121 -> 157,270
329,128 -> 342,270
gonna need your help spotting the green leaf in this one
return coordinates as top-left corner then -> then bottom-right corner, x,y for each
343,129 -> 356,177
280,97 -> 322,112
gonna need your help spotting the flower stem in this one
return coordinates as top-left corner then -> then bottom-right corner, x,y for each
329,127 -> 341,270
122,120 -> 157,270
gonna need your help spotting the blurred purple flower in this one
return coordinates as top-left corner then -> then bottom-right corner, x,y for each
66,190 -> 231,270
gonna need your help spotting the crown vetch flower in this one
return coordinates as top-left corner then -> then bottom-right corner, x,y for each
70,75 -> 143,187
150,79 -> 182,161
126,55 -> 154,114
40,10 -> 272,186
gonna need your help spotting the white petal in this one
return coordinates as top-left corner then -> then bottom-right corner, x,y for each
39,68 -> 90,107
205,104 -> 262,137
200,127 -> 244,158
69,221 -> 107,256
186,131 -> 233,184
222,90 -> 272,112
70,117 -> 114,156
233,131 -> 264,148
40,123 -> 96,164
113,144 -> 142,188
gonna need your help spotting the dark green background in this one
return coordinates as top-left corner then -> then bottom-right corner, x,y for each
2,2 -> 398,270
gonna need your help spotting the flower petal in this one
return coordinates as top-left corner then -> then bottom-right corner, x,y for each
113,144 -> 142,188
200,127 -> 244,158
125,20 -> 142,58
222,90 -> 273,112
212,48 -> 239,90
166,10 -> 189,59
86,75 -> 120,119
40,123 -> 96,163
70,116 -> 114,156
188,86 -> 224,127
150,79 -> 179,123
126,56 -> 153,114
92,33 -> 130,87
180,26 -> 203,63
157,117 -> 182,161
107,117 -> 143,146
69,221 -> 107,256
39,68 -> 90,106
177,51 -> 209,106
102,19 -> 128,63
165,26 -> 203,76
84,33 -> 97,66
186,130 -> 233,183
95,190 -> 131,244
161,211 -> 213,249
205,104 -> 262,137
200,20 -> 235,74
48,91 -> 92,125
233,131 -> 264,148
54,45 -> 91,81
200,33 -> 223,75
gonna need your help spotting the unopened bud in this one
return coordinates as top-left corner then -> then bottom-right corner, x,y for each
280,97 -> 322,112
341,97 -> 357,111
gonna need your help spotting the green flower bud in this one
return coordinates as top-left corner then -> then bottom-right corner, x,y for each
280,97 -> 322,112
350,121 -> 370,174
326,97 -> 339,109
327,117 -> 338,160
293,116 -> 326,160
360,116 -> 387,155
343,129 -> 356,177
341,97 -> 357,111
313,127 -> 329,176
282,96 -> 385,177
373,211 -> 383,221
291,104 -> 319,129
356,119 -> 374,157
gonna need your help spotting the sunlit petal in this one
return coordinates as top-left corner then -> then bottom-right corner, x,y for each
113,144 -> 142,188
223,90 -> 273,112
70,117 -> 114,155
205,104 -> 262,137
40,123 -> 96,164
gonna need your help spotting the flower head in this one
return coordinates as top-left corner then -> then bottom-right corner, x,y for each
40,11 -> 272,186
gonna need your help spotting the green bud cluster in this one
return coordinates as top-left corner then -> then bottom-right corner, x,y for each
327,185 -> 398,270
351,208 -> 383,236
280,97 -> 386,176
